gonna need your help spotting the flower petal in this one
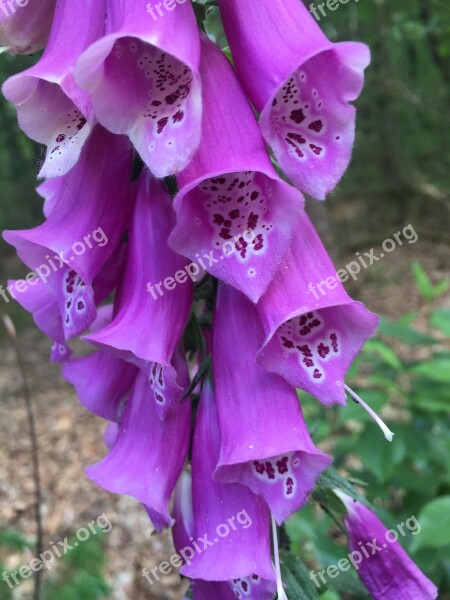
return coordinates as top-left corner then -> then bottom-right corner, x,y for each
218,0 -> 370,199
181,381 -> 274,583
169,36 -> 303,303
0,0 -> 56,55
62,351 -> 138,421
257,213 -> 379,406
2,0 -> 106,177
75,0 -> 202,177
7,277 -> 63,343
337,493 -> 438,600
213,284 -> 331,524
86,370 -> 191,531
3,125 -> 133,286
85,171 -> 192,371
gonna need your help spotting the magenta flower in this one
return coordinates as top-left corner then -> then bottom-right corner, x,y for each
2,0 -> 106,177
62,306 -> 138,422
3,126 -> 133,340
172,472 -> 276,600
169,35 -> 303,303
36,177 -> 64,219
257,212 -> 379,406
7,275 -> 66,355
75,0 -> 202,177
0,0 -> 56,55
85,171 -> 192,418
213,284 -> 332,524
179,381 -> 275,583
336,492 -> 438,600
3,126 -> 131,341
218,0 -> 370,200
86,370 -> 191,532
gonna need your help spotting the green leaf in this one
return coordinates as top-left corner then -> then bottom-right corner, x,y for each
378,319 -> 437,345
280,552 -> 321,599
326,569 -> 370,598
312,488 -> 347,526
411,261 -> 449,300
0,529 -> 33,551
412,260 -> 435,299
317,468 -> 370,507
363,340 -> 402,370
410,357 -> 450,383
182,355 -> 211,399
410,496 -> 450,551
430,309 -> 450,336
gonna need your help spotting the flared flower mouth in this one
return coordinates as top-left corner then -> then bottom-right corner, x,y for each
3,75 -> 93,178
76,33 -> 202,177
261,42 -> 371,199
258,301 -> 379,406
86,371 -> 191,533
170,169 -> 302,303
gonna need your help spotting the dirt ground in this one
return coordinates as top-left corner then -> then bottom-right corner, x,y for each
0,236 -> 448,600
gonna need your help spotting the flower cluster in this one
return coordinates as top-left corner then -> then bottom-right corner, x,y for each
1,0 -> 438,599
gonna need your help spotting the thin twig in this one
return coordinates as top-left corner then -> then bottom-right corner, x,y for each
1,314 -> 43,600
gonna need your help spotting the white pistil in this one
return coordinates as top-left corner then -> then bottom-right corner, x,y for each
344,384 -> 394,442
271,514 -> 289,600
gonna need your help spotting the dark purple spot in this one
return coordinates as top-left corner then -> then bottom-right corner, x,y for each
290,109 -> 305,124
308,119 -> 323,132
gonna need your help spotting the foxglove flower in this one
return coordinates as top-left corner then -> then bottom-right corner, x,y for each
85,171 -> 192,418
0,0 -> 56,55
3,126 -> 133,340
87,370 -> 191,531
172,472 -> 275,600
336,492 -> 438,600
169,35 -> 303,303
2,0 -> 106,177
7,244 -> 126,362
218,0 -> 370,200
257,212 -> 379,406
180,381 -> 274,583
213,284 -> 332,524
7,276 -> 65,350
75,0 -> 202,177
62,306 -> 138,422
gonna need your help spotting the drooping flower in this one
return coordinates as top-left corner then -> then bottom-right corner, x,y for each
218,0 -> 370,200
257,212 -> 379,406
85,171 -> 192,418
169,35 -> 303,303
7,276 -> 66,352
213,284 -> 332,524
6,244 -> 125,361
335,492 -> 438,600
86,370 -> 191,531
179,381 -> 275,583
75,0 -> 202,178
0,0 -> 56,55
3,125 -> 133,340
62,306 -> 138,422
2,0 -> 106,178
172,472 -> 276,600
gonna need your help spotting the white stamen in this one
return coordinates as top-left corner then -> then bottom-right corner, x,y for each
344,384 -> 394,442
271,514 -> 289,600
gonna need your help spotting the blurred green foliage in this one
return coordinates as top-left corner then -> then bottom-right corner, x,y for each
0,55 -> 42,224
0,526 -> 110,600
